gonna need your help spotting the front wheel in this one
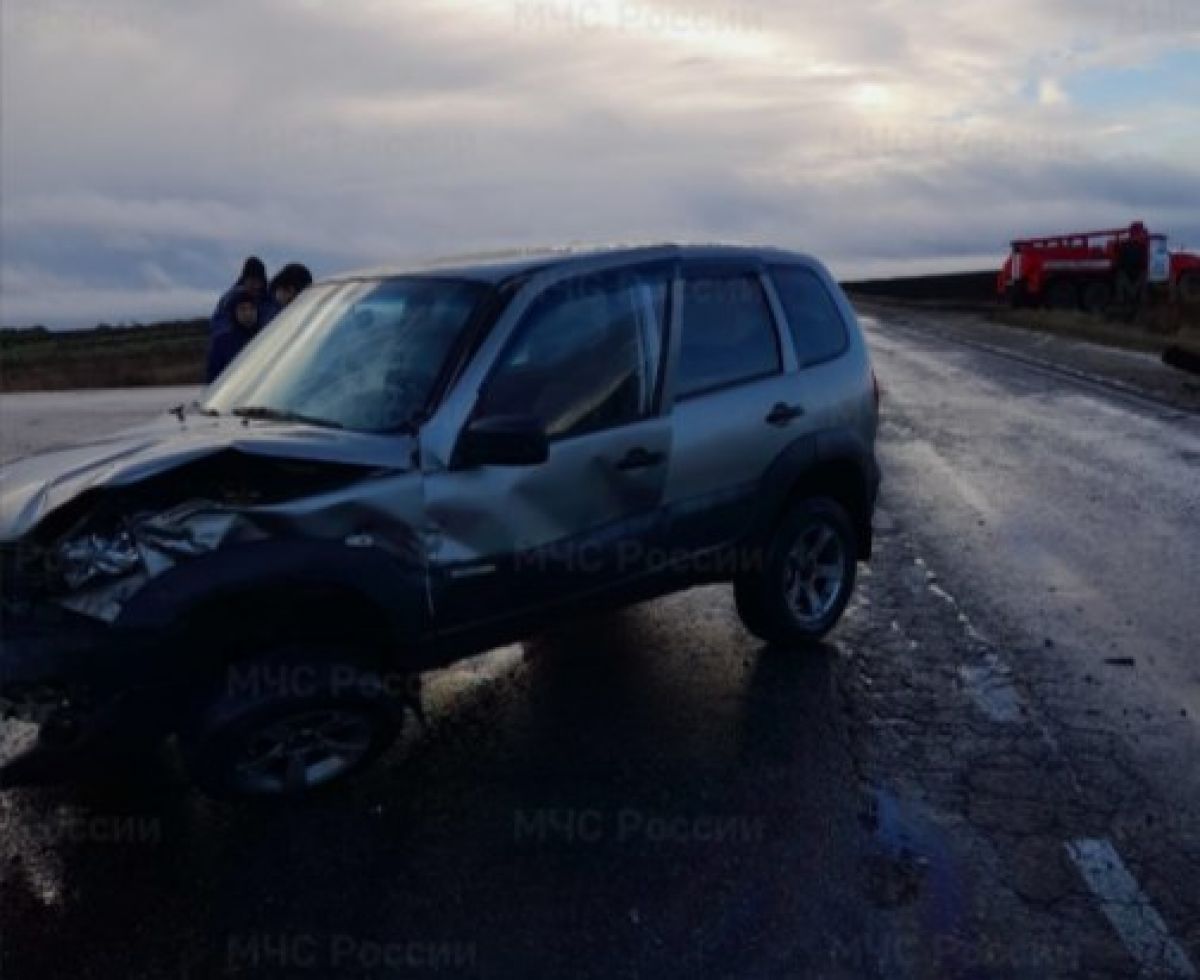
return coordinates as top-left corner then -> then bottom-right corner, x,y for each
735,498 -> 858,648
179,654 -> 407,800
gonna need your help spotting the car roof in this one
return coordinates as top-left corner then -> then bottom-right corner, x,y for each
322,243 -> 820,285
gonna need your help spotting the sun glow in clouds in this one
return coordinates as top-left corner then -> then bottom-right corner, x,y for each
849,82 -> 895,110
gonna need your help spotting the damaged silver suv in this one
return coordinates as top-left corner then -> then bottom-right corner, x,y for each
0,245 -> 879,798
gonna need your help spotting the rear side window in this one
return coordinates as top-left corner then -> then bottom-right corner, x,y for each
769,266 -> 848,366
678,272 -> 780,398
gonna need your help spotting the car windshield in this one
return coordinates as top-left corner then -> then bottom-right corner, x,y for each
203,277 -> 489,432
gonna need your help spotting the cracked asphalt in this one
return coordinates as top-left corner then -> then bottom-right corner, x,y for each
1,308 -> 1198,978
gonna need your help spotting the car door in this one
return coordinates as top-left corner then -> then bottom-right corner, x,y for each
767,263 -> 858,430
660,260 -> 807,557
419,262 -> 676,641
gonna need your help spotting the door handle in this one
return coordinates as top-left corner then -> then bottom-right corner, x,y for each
765,402 -> 805,426
615,447 -> 666,471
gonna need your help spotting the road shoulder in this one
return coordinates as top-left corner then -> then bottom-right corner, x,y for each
854,300 -> 1200,414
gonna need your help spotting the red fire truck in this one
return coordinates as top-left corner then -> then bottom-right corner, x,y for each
997,221 -> 1200,311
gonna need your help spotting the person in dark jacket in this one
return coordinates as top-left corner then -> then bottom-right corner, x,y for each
261,262 -> 314,325
210,256 -> 269,334
206,287 -> 262,382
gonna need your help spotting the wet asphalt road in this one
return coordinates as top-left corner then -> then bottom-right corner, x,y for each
1,311 -> 1198,978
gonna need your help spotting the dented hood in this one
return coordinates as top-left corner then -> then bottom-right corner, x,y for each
0,412 -> 416,542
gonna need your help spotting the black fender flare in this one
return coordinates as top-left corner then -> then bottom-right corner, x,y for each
749,428 -> 880,559
115,538 -> 430,667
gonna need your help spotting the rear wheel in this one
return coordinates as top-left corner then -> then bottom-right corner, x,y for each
1178,272 -> 1200,308
1080,279 -> 1112,315
734,498 -> 858,648
180,652 -> 406,800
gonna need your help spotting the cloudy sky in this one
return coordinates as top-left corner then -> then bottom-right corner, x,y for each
2,0 -> 1198,327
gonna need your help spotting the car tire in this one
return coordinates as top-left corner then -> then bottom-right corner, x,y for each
179,653 -> 406,800
1080,279 -> 1112,315
734,498 -> 858,648
1179,272 -> 1200,308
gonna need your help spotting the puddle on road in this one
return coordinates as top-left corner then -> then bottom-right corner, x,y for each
860,789 -> 930,909
858,788 -> 975,972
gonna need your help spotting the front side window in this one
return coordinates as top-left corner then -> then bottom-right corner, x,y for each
475,267 -> 670,439
677,271 -> 780,398
204,278 -> 489,432
770,265 -> 848,366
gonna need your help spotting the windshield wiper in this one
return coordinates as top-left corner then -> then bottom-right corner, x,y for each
230,406 -> 344,430
170,402 -> 219,421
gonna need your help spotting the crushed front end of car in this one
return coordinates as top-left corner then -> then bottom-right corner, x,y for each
0,419 -> 422,786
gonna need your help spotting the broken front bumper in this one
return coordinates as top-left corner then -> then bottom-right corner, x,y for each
0,604 -> 172,785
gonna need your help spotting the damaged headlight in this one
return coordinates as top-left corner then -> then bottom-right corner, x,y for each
57,530 -> 143,590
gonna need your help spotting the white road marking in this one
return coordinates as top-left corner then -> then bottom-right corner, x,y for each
912,554 -> 1188,967
911,570 -> 1020,721
957,656 -> 1023,723
870,315 -> 1198,969
1066,838 -> 1196,978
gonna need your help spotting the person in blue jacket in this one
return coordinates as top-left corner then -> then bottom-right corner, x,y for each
261,262 -> 314,325
206,287 -> 262,382
210,256 -> 269,334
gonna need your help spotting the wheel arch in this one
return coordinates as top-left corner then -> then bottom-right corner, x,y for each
115,538 -> 431,674
173,581 -> 401,671
754,430 -> 879,560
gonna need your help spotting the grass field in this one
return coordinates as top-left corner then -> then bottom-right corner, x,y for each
0,320 -> 208,392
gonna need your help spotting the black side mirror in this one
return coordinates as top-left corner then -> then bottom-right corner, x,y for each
458,414 -> 549,467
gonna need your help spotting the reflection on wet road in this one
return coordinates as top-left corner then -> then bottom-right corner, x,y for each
1,598 -> 881,979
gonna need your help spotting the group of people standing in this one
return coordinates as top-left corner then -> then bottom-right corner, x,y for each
206,256 -> 313,382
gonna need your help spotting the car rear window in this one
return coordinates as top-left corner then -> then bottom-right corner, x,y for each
769,265 -> 848,366
677,272 -> 780,398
